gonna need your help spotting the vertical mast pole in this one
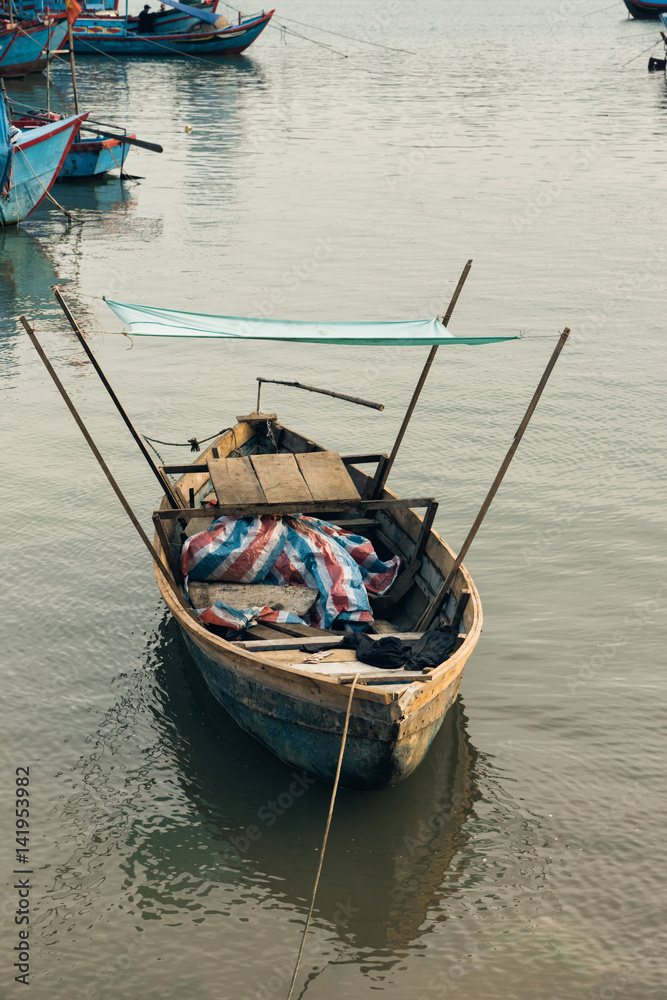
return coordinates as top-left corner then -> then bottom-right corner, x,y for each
371,259 -> 472,499
45,7 -> 51,116
68,21 -> 80,115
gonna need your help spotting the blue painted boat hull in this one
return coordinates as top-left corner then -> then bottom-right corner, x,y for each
0,15 -> 69,77
0,113 -> 88,225
623,0 -> 667,16
56,136 -> 131,178
72,9 -> 273,56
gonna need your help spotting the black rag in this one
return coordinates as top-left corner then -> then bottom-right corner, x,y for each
302,625 -> 460,672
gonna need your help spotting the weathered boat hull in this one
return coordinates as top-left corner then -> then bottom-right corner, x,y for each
183,630 -> 467,789
153,420 -> 483,789
0,114 -> 88,225
72,10 -> 273,56
0,15 -> 68,77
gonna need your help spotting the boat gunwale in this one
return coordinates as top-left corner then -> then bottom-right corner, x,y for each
152,420 -> 482,710
73,9 -> 274,42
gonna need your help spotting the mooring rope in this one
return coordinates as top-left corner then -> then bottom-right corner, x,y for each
622,38 -> 661,67
275,13 -> 416,54
106,142 -> 139,183
286,673 -> 360,1000
215,2 -> 348,57
16,146 -> 73,219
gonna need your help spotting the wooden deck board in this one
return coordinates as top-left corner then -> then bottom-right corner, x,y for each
208,456 -> 266,505
250,453 -> 314,503
188,583 -> 319,617
235,632 -> 424,651
295,451 -> 360,502
278,658 -> 428,691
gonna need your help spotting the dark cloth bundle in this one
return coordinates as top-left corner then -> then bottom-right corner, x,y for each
303,624 -> 460,673
403,625 -> 459,672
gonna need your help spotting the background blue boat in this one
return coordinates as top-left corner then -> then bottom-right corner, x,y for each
73,1 -> 218,36
13,114 -> 134,178
623,0 -> 667,17
72,8 -> 274,56
56,132 -> 131,178
0,14 -> 69,77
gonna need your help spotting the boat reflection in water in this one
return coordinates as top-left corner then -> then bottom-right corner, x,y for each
132,617 -> 482,963
0,227 -> 61,312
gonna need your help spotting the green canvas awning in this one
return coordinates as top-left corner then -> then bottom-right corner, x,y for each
104,299 -> 520,347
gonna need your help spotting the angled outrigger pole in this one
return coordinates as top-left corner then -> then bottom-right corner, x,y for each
52,287 -> 182,509
19,315 -> 198,621
370,259 -> 473,499
417,327 -> 570,629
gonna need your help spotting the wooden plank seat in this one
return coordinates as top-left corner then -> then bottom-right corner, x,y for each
187,582 -> 319,617
207,451 -> 360,509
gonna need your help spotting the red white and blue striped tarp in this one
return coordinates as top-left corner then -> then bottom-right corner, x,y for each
182,515 -> 402,632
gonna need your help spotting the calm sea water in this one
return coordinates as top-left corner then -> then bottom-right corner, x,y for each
1,1 -> 666,997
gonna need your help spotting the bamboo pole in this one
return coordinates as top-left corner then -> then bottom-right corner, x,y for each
20,317 -> 197,621
45,11 -> 50,117
52,286 -> 182,509
67,21 -> 79,115
370,259 -> 473,499
417,328 -> 571,631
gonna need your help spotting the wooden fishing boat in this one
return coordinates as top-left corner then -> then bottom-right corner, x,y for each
0,103 -> 88,223
72,7 -> 273,57
151,418 -> 483,790
23,278 -> 569,789
13,114 -> 134,178
0,13 -> 69,77
623,0 -> 667,17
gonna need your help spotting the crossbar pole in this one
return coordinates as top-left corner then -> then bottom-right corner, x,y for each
257,377 -> 384,411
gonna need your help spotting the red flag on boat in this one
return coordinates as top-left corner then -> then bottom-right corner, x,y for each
66,0 -> 82,25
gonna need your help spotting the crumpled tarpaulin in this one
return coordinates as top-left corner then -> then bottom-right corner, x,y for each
181,514 -> 402,631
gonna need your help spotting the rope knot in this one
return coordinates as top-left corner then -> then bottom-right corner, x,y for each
188,438 -> 200,452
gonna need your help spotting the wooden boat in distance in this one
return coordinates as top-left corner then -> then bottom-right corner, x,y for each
623,0 -> 667,17
152,418 -> 483,789
72,8 -> 274,57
